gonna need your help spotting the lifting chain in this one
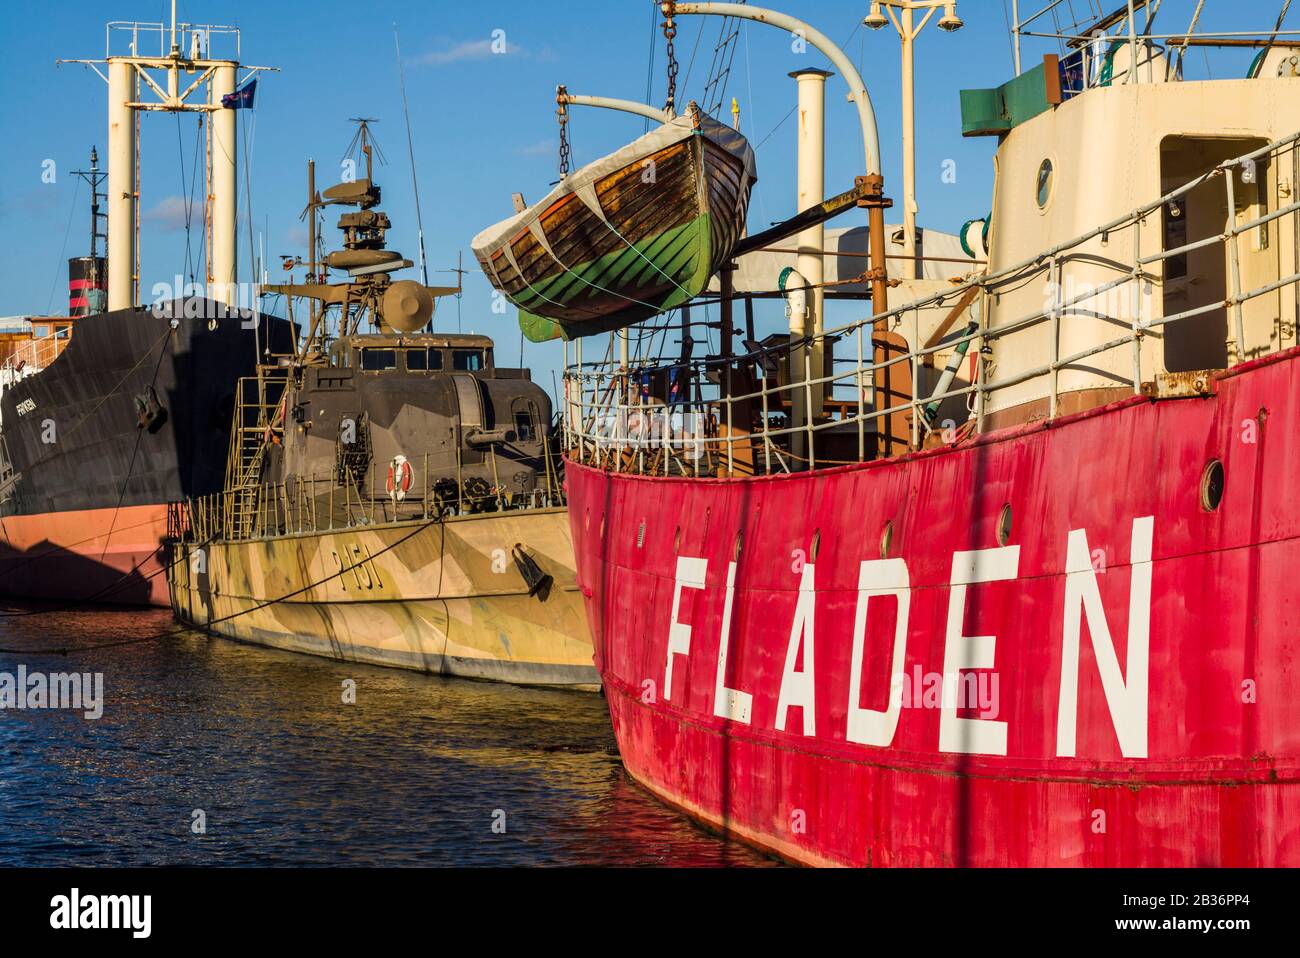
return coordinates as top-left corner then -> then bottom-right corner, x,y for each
556,85 -> 572,180
662,1 -> 679,116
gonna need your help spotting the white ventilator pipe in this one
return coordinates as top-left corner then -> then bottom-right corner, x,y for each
210,63 -> 238,305
559,92 -> 672,124
779,267 -> 810,457
1012,0 -> 1022,75
107,58 -> 135,311
899,3 -> 919,279
793,68 -> 829,418
780,268 -> 809,330
671,2 -> 883,175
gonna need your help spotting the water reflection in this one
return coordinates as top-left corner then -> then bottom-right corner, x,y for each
0,605 -> 772,866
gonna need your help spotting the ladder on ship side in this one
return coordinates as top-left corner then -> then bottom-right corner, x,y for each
223,369 -> 289,540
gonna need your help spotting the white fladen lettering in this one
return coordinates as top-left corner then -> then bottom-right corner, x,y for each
846,558 -> 911,747
662,518 -> 1154,760
713,560 -> 753,723
665,556 -> 708,701
775,564 -> 817,736
939,546 -> 1020,755
1056,516 -> 1154,758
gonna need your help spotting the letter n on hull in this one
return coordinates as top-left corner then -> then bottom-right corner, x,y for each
1057,517 -> 1155,759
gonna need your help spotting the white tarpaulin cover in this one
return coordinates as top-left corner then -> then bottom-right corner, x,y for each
713,225 -> 976,295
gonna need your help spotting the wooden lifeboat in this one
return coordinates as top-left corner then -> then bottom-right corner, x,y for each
472,105 -> 757,342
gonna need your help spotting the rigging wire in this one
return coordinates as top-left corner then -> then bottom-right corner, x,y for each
702,2 -> 746,117
0,510 -> 440,654
0,542 -> 175,618
1001,0 -> 1017,74
44,179 -> 83,316
742,23 -> 768,226
95,331 -> 170,567
240,105 -> 259,303
0,329 -> 175,612
755,105 -> 797,150
395,25 -> 430,288
1141,0 -> 1164,38
643,0 -> 659,133
0,513 -> 164,615
1,327 -> 172,485
176,114 -> 191,281
680,17 -> 708,95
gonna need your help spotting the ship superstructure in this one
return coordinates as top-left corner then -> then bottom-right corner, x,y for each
0,11 -> 290,607
533,0 -> 1300,864
168,123 -> 596,688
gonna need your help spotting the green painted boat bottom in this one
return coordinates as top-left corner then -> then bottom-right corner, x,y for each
517,212 -> 715,342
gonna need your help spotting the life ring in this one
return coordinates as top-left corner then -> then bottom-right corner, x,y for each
386,454 -> 413,501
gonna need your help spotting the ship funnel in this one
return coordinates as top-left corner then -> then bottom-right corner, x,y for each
382,280 -> 434,333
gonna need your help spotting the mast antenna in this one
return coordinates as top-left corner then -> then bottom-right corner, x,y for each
343,117 -> 386,182
70,146 -> 108,312
394,25 -> 430,289
71,146 -> 107,262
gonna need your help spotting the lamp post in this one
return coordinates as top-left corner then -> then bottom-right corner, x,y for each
865,1 -> 963,280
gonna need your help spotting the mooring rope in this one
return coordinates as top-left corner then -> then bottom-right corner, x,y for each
0,513 -> 442,655
0,328 -> 173,610
96,330 -> 171,565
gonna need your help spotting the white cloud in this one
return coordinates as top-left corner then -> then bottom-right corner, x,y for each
141,196 -> 191,232
415,38 -> 525,66
519,139 -> 555,156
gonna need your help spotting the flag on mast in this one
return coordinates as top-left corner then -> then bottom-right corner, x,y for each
221,78 -> 257,110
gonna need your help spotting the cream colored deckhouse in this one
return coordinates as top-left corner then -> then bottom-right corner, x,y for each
969,2 -> 1300,425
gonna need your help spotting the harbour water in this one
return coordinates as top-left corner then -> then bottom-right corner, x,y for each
0,604 -> 769,867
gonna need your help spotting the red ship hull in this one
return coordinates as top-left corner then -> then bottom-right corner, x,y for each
0,504 -> 169,607
566,346 -> 1300,866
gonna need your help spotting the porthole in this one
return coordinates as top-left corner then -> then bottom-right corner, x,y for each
996,503 -> 1013,546
1035,159 -> 1054,209
1200,460 -> 1225,512
880,520 -> 894,559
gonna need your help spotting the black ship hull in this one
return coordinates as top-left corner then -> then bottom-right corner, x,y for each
0,299 -> 292,605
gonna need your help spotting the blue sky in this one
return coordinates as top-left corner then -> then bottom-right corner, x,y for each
0,0 -> 1267,392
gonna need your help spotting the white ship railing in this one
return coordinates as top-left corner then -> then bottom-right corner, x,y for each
1010,1 -> 1300,84
170,443 -> 568,545
1,329 -> 67,377
563,129 -> 1300,476
0,325 -> 71,427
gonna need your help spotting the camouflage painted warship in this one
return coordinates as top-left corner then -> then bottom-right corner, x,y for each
166,124 -> 596,688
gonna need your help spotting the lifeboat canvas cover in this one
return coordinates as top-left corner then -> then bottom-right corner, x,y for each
472,111 -> 757,342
